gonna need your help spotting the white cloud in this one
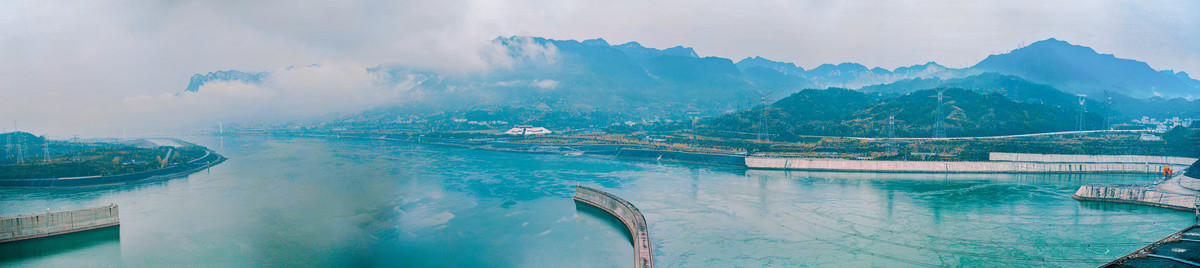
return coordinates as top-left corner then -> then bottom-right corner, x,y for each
532,80 -> 559,89
121,63 -> 420,128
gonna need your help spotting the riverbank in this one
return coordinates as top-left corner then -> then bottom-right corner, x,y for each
0,150 -> 225,188
286,132 -> 1192,174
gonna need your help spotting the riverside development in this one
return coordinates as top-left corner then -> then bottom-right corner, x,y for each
2,134 -> 1199,267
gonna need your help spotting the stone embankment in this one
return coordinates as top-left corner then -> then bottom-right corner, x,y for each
573,185 -> 653,268
0,204 -> 120,243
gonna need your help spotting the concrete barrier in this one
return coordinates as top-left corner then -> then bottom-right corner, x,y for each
573,185 -> 653,268
990,153 -> 1197,166
746,156 -> 1175,174
0,204 -> 120,243
1071,185 -> 1199,211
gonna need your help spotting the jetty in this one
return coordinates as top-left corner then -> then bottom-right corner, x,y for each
1,204 -> 120,243
1072,159 -> 1200,212
573,185 -> 654,268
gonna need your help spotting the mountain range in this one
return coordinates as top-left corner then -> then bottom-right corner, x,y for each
182,36 -> 1200,126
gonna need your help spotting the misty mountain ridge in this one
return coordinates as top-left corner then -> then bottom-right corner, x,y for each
972,38 -> 1200,98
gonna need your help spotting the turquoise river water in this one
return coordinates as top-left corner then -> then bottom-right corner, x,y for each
0,135 -> 1195,267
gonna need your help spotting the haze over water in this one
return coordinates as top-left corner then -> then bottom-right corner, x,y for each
1,135 -> 1193,267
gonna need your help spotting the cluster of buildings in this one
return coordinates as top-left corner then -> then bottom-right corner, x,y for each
1133,116 -> 1196,132
451,118 -> 511,126
504,125 -> 552,136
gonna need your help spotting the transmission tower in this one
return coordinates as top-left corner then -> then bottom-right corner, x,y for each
885,112 -> 903,154
15,133 -> 24,164
931,89 -> 951,138
1103,91 -> 1113,130
752,90 -> 774,142
1077,94 -> 1087,135
43,139 -> 50,163
687,111 -> 701,146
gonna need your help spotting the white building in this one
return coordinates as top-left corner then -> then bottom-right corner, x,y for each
1140,133 -> 1163,141
504,126 -> 552,136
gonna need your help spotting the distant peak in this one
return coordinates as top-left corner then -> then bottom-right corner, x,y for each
618,41 -> 643,48
1025,38 -> 1083,49
581,38 -> 609,46
663,46 -> 699,58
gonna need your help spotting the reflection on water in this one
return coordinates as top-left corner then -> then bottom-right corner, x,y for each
0,135 -> 1192,267
575,201 -> 634,246
0,226 -> 120,263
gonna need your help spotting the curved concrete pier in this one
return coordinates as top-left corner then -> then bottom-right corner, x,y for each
1071,184 -> 1200,211
573,185 -> 653,268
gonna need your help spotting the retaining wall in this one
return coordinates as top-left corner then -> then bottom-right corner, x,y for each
1071,185 -> 1199,211
0,204 -> 120,243
990,153 -> 1197,166
573,185 -> 654,268
746,157 -> 1174,173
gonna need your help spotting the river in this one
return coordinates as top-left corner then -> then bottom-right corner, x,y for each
1,135 -> 1193,267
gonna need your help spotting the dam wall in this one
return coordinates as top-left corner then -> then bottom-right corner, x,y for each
616,149 -> 745,167
573,185 -> 654,268
990,153 -> 1197,166
746,157 -> 1172,173
1071,184 -> 1199,211
0,204 -> 120,243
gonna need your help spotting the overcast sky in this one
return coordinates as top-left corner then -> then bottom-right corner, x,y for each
2,0 -> 1198,137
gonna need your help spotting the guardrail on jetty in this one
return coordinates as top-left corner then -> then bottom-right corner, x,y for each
1,204 -> 120,243
573,185 -> 654,268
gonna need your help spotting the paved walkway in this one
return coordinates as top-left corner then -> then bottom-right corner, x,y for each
1156,175 -> 1200,196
